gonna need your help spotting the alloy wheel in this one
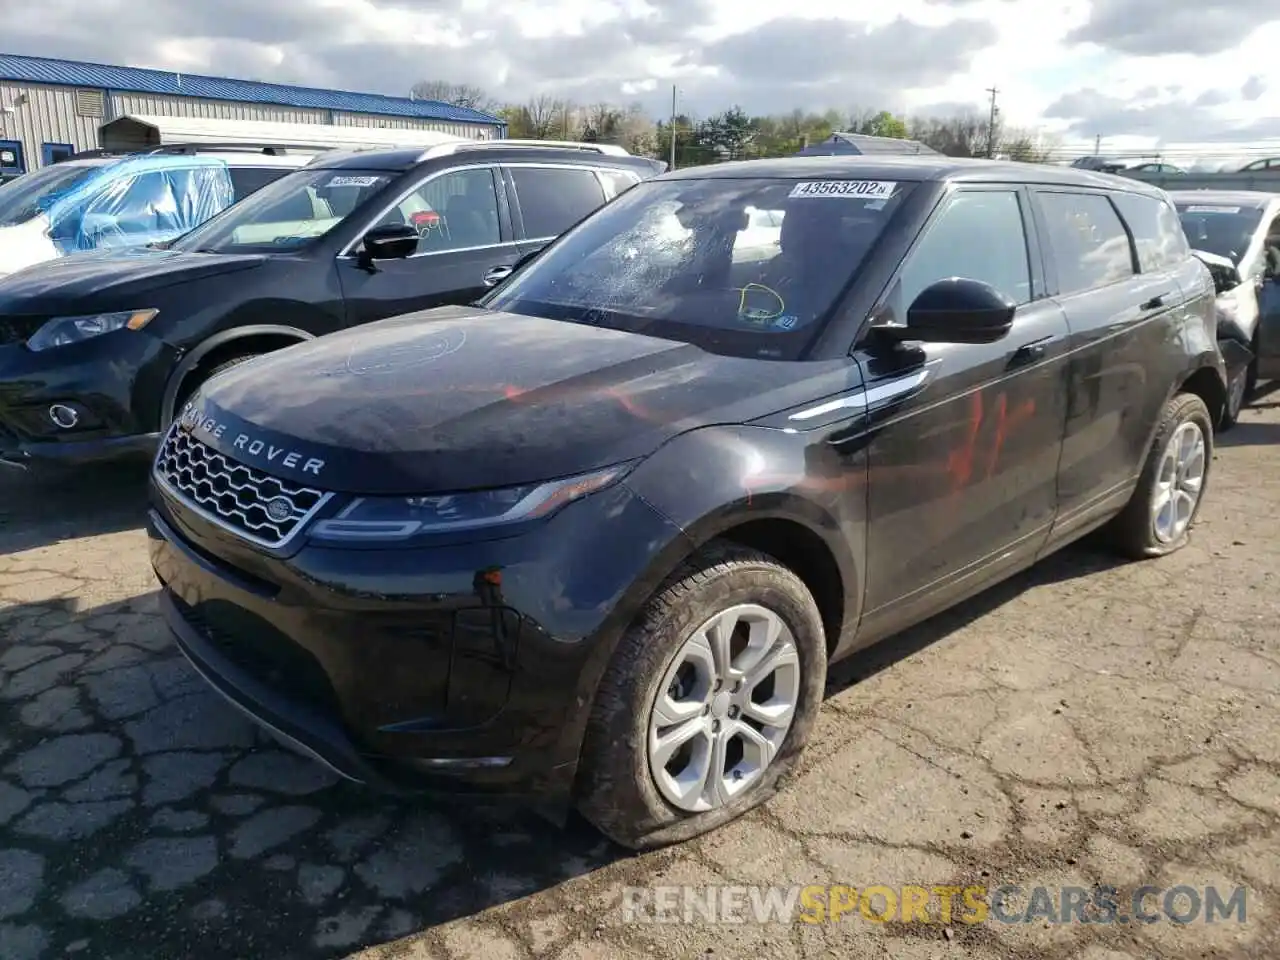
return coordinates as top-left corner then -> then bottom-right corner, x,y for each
1151,420 -> 1206,543
647,603 -> 801,813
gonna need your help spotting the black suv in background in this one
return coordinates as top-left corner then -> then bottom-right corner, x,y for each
0,141 -> 662,468
149,157 -> 1225,850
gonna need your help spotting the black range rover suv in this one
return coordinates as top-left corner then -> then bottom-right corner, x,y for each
0,140 -> 662,468
149,157 -> 1225,849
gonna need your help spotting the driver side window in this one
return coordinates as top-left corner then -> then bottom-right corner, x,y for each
385,168 -> 501,255
892,190 -> 1032,321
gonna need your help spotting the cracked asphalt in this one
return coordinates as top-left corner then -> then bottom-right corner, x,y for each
1,402 -> 1279,960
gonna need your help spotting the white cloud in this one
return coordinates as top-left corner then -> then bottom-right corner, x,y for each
6,0 -> 1280,154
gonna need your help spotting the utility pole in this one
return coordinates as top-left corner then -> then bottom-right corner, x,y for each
1093,133 -> 1101,155
985,86 -> 999,158
669,84 -> 678,170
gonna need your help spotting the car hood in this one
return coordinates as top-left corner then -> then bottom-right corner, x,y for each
0,247 -> 265,309
186,305 -> 836,494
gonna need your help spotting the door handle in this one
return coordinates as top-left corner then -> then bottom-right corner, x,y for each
1008,336 -> 1056,368
483,265 -> 513,287
1140,293 -> 1171,311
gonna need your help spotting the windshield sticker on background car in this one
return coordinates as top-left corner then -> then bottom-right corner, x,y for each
789,180 -> 897,199
1184,205 -> 1241,214
326,175 -> 383,188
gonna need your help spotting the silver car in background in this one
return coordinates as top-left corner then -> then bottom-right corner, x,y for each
1172,190 -> 1280,426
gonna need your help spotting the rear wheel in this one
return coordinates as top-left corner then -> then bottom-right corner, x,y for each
1221,367 -> 1247,431
1108,392 -> 1213,559
575,542 -> 827,850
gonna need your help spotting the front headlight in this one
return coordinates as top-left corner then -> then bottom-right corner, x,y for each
26,309 -> 158,352
308,464 -> 631,543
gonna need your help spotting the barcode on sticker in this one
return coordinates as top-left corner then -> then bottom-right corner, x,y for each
327,175 -> 382,188
1185,205 -> 1240,214
789,180 -> 896,199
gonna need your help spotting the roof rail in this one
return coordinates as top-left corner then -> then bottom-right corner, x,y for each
70,143 -> 328,161
417,138 -> 632,161
139,142 -> 328,156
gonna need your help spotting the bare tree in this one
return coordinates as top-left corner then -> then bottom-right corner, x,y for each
410,80 -> 496,113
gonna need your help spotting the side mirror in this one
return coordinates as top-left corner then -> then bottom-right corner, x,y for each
358,224 -> 418,269
884,278 -> 1016,345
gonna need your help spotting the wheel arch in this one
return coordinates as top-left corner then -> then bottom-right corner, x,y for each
160,323 -> 315,425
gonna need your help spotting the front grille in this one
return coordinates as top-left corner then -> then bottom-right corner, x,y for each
0,316 -> 48,347
155,426 -> 331,548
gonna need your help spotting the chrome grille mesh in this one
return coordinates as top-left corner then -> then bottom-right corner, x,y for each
154,426 -> 330,547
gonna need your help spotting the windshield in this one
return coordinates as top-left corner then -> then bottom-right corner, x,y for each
482,176 -> 914,359
1175,202 -> 1265,264
0,163 -> 104,227
172,167 -> 394,253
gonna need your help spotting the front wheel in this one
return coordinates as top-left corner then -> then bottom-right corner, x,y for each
1108,392 -> 1213,559
575,542 -> 827,850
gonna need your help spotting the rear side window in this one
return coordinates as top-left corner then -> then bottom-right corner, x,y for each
894,190 -> 1033,315
1037,192 -> 1136,295
599,168 -> 641,199
1111,193 -> 1188,271
229,166 -> 291,202
511,166 -> 606,238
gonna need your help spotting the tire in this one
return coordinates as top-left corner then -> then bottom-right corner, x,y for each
1108,392 -> 1213,559
1220,369 -> 1246,431
169,353 -> 257,425
575,541 -> 827,850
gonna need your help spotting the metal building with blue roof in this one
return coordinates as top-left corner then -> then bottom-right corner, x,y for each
0,52 -> 507,177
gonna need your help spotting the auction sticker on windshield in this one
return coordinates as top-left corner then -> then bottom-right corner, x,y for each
327,175 -> 383,188
789,180 -> 896,199
1184,205 -> 1241,214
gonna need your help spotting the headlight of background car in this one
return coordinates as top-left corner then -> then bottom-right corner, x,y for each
308,464 -> 632,543
26,309 -> 158,352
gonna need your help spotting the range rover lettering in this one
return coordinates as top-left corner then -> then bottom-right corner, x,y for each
148,157 -> 1225,850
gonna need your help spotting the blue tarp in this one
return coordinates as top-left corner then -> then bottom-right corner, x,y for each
41,155 -> 234,253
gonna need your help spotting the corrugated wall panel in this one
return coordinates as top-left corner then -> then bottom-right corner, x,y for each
108,93 -> 326,124
0,80 -> 102,169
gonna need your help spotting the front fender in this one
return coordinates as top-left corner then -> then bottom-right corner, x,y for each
623,424 -> 866,650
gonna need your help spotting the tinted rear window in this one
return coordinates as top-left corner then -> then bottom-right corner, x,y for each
512,167 -> 607,238
228,166 -> 292,202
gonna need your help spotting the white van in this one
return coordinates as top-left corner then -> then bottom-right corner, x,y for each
0,149 -> 308,278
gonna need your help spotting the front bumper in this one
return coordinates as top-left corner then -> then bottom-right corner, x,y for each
0,330 -> 175,465
147,474 -> 689,800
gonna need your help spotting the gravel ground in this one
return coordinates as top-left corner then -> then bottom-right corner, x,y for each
0,399 -> 1278,960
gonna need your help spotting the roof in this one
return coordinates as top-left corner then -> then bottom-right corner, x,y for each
796,132 -> 940,157
1166,189 -> 1279,207
0,52 -> 505,127
662,155 -> 1168,196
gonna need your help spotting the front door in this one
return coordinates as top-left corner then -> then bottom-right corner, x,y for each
337,165 -> 521,327
855,186 -> 1071,630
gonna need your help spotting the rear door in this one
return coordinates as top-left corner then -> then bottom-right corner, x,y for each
337,163 -> 521,326
1032,188 -> 1184,537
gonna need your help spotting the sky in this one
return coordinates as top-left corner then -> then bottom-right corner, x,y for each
4,0 -> 1280,158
